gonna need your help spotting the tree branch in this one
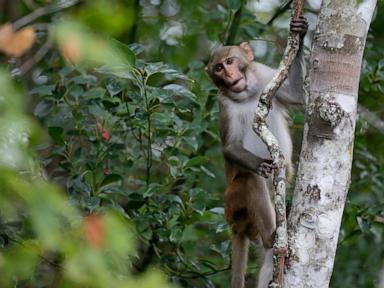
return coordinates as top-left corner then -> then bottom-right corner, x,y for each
358,104 -> 384,133
11,36 -> 52,77
128,0 -> 141,43
252,0 -> 304,287
12,0 -> 80,30
267,0 -> 293,26
225,0 -> 245,45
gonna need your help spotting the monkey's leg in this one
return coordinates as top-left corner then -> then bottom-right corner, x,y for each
256,248 -> 273,288
252,175 -> 276,249
231,233 -> 249,288
246,175 -> 275,288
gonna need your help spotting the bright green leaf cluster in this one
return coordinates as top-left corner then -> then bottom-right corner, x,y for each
0,70 -> 174,288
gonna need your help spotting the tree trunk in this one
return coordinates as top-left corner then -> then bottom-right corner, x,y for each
284,1 -> 376,287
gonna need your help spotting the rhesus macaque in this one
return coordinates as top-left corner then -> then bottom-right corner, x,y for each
206,17 -> 307,288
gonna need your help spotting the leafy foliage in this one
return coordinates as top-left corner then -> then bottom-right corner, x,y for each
0,70 -> 173,288
31,43 -> 233,286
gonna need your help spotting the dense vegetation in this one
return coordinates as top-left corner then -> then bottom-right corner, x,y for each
0,1 -> 383,287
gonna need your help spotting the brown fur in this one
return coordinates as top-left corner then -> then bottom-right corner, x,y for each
224,161 -> 275,249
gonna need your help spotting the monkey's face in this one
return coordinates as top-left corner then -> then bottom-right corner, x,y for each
211,56 -> 247,93
206,44 -> 254,95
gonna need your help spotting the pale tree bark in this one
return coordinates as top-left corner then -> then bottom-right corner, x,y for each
379,266 -> 384,288
284,1 -> 376,287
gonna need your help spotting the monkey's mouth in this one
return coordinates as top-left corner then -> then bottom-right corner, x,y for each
231,77 -> 244,87
230,77 -> 246,92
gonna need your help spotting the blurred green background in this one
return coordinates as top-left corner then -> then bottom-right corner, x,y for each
0,0 -> 383,287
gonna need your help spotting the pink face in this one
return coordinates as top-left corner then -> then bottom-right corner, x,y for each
213,57 -> 247,92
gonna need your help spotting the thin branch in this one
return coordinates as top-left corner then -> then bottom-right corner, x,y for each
23,0 -> 39,10
128,0 -> 141,43
357,104 -> 384,133
252,0 -> 304,287
11,37 -> 52,77
30,23 -> 51,31
225,0 -> 245,45
267,0 -> 293,26
13,0 -> 80,30
141,75 -> 152,186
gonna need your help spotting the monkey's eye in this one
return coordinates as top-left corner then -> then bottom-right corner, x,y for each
226,58 -> 234,65
215,63 -> 224,73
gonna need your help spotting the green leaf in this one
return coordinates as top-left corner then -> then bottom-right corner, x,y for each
101,174 -> 123,187
163,84 -> 197,102
165,194 -> 184,207
210,207 -> 224,215
48,126 -> 65,145
126,193 -> 145,209
83,196 -> 100,211
210,240 -> 230,258
378,59 -> 384,70
30,85 -> 55,96
102,98 -> 120,109
168,156 -> 181,166
110,38 -> 136,66
143,183 -> 161,198
69,176 -> 91,195
170,226 -> 183,243
95,65 -> 135,80
181,136 -> 198,152
357,216 -> 370,233
185,156 -> 208,167
83,87 -> 106,99
70,85 -> 84,98
181,225 -> 199,242
145,62 -> 190,80
106,78 -> 124,96
189,188 -> 208,215
34,101 -> 54,117
71,74 -> 98,85
228,0 -> 242,10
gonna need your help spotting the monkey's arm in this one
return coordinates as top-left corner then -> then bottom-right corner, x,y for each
223,144 -> 275,178
276,16 -> 307,106
275,44 -> 306,106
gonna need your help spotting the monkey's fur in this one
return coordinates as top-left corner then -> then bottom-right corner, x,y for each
206,17 -> 307,288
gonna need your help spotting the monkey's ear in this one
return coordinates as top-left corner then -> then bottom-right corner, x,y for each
239,42 -> 254,62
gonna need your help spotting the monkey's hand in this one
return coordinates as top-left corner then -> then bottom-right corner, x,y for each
256,159 -> 276,179
290,16 -> 308,39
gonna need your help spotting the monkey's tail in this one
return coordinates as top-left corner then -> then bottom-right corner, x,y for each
257,248 -> 273,288
231,233 -> 249,288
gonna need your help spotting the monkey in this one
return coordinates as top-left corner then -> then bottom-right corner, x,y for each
206,17 -> 307,288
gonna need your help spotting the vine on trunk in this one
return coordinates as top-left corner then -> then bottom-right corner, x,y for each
252,1 -> 304,287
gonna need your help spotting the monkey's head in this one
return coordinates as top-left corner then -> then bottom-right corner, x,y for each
206,42 -> 254,94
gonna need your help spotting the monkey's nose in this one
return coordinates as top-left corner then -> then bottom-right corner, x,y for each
224,70 -> 233,77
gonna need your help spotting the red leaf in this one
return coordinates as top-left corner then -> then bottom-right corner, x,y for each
96,122 -> 111,141
102,130 -> 110,141
84,214 -> 104,249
